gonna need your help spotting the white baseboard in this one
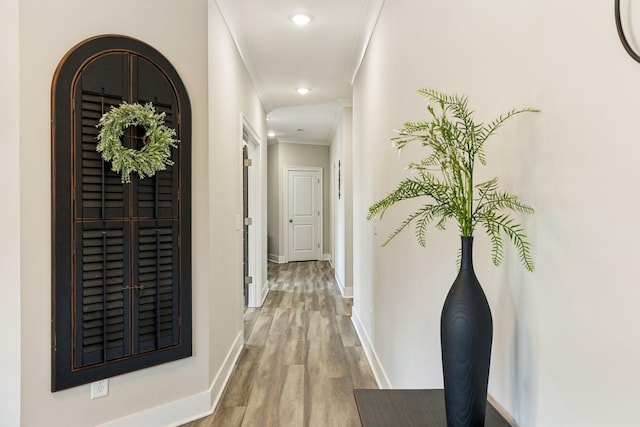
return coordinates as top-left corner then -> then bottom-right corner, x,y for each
103,387 -> 213,427
351,308 -> 391,389
249,279 -> 269,308
334,273 -> 353,298
268,253 -> 286,263
268,254 -> 332,264
102,332 -> 244,427
196,331 -> 244,423
260,281 -> 269,306
487,394 -> 517,426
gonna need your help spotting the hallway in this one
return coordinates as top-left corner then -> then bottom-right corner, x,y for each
183,261 -> 377,427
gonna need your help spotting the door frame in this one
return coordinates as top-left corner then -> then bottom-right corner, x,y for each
284,166 -> 323,263
240,114 -> 267,308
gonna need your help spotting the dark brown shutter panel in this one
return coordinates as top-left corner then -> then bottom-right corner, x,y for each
77,91 -> 127,220
132,56 -> 180,220
133,221 -> 179,353
53,36 -> 192,391
75,224 -> 131,368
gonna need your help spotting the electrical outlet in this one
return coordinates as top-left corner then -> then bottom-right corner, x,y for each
90,379 -> 109,399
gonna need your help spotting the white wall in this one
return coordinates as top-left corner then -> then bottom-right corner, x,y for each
267,143 -> 280,259
353,1 -> 640,426
330,122 -> 345,283
0,0 -> 21,425
207,0 -> 267,384
7,1 -> 265,425
18,1 -> 209,425
330,107 -> 354,297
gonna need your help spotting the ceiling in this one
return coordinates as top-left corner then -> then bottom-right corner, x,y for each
216,0 -> 384,145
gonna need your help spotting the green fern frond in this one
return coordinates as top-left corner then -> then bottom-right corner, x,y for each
475,108 -> 540,147
475,177 -> 500,194
382,205 -> 439,247
367,178 -> 428,220
368,88 -> 538,272
475,188 -> 534,218
415,210 -> 433,247
480,212 -> 505,267
477,211 -> 535,272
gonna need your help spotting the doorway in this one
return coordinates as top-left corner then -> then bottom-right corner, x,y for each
285,166 -> 322,262
242,143 -> 249,306
242,117 -> 267,307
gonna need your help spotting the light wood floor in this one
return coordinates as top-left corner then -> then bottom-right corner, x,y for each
182,261 -> 378,427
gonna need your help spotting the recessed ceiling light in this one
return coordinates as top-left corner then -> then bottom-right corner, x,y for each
290,14 -> 312,26
268,130 -> 275,137
296,87 -> 311,95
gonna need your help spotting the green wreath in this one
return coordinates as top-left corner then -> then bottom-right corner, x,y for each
96,102 -> 179,183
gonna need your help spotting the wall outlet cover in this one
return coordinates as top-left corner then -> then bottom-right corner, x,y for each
91,379 -> 109,399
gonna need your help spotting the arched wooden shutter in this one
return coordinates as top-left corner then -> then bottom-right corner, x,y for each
52,36 -> 192,391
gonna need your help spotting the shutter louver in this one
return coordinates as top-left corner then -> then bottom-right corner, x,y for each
134,222 -> 179,353
134,100 -> 178,219
76,225 -> 130,368
135,168 -> 176,218
79,91 -> 126,220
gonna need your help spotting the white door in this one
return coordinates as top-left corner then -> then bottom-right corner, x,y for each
286,167 -> 321,262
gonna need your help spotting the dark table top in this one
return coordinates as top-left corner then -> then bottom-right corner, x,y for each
354,389 -> 511,427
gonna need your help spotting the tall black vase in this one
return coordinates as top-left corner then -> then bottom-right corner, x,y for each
441,236 -> 493,426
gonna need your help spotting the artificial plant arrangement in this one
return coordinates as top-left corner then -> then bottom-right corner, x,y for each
96,102 -> 179,183
367,88 -> 538,271
367,88 -> 538,426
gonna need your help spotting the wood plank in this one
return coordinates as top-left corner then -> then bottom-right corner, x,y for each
245,313 -> 273,346
307,376 -> 361,427
182,261 -> 377,427
344,346 -> 378,389
217,345 -> 262,408
277,364 -> 305,426
336,315 -> 360,347
208,407 -> 246,427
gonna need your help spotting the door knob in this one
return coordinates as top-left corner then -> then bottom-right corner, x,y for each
289,219 -> 293,223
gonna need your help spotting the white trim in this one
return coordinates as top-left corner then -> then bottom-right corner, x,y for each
335,272 -> 346,296
207,332 -> 245,415
351,308 -> 391,389
215,0 -> 271,111
259,280 -> 270,306
327,100 -> 350,143
345,0 -> 386,85
102,332 -> 244,427
102,388 -> 211,427
335,273 -> 353,298
277,138 -> 330,146
241,115 -> 266,308
487,394 -> 518,427
268,253 -> 286,264
283,166 -> 323,263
